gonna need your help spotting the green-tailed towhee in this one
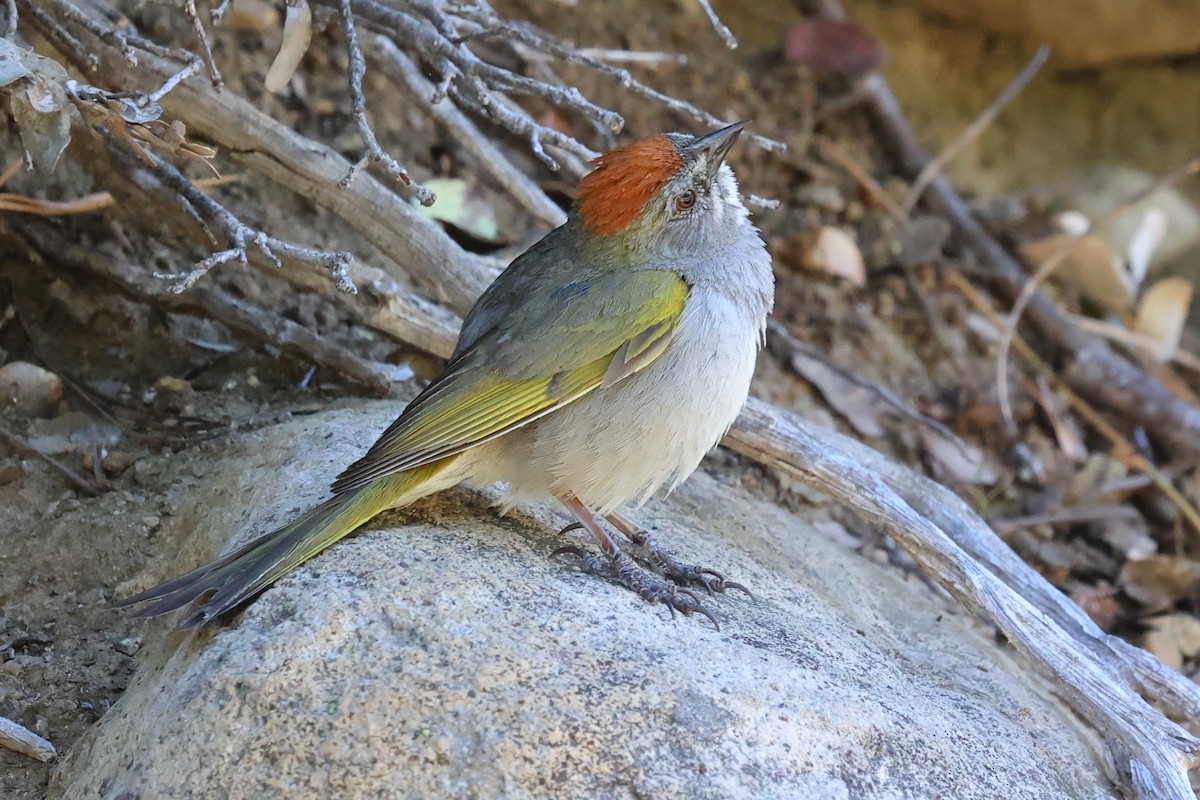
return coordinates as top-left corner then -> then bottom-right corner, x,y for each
119,121 -> 774,628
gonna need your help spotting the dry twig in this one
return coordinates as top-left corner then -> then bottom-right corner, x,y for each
994,156 -> 1200,432
182,0 -> 222,88
373,37 -> 564,228
0,422 -> 101,496
335,0 -> 433,203
948,271 -> 1200,542
0,715 -> 55,762
694,0 -> 737,49
902,45 -> 1050,215
10,220 -> 392,394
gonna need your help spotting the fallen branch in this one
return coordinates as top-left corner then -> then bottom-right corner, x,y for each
9,219 -> 393,395
0,421 -> 102,496
0,715 -> 55,762
858,70 -> 1200,463
726,399 -> 1200,798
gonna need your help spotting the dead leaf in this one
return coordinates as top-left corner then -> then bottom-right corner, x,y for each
1125,207 -> 1168,292
1069,586 -> 1122,632
784,17 -> 886,78
414,178 -> 499,242
1141,613 -> 1200,672
1021,233 -> 1135,312
895,215 -> 951,268
806,226 -> 865,287
225,0 -> 280,32
2,45 -> 73,174
787,349 -> 883,438
920,428 -> 998,486
0,38 -> 32,86
1119,555 -> 1200,611
265,0 -> 313,93
1134,277 -> 1193,362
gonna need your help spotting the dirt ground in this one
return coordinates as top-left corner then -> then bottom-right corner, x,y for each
3,1 -> 1200,799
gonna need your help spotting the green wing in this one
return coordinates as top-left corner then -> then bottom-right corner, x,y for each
330,270 -> 688,494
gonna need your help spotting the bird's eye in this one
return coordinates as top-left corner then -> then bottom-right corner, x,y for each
675,190 -> 696,212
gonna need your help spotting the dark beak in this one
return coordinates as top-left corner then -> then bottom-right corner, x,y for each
689,120 -> 748,179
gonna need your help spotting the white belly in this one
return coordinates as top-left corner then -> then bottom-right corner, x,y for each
477,289 -> 762,514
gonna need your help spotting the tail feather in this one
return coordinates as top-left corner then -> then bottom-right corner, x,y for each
115,460 -> 456,628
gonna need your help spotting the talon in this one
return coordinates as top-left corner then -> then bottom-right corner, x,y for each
722,580 -> 754,599
559,521 -> 585,536
551,544 -> 585,560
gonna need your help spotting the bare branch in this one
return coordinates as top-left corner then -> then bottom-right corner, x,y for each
100,134 -> 356,294
695,0 -> 737,49
903,45 -> 1050,214
0,421 -> 102,496
374,38 -> 565,227
12,219 -> 392,394
727,399 -> 1200,799
183,0 -> 222,88
336,0 -> 434,204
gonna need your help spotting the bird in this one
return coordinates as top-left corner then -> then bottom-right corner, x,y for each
117,121 -> 775,629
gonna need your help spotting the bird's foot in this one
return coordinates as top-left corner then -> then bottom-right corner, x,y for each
629,534 -> 752,598
608,518 -> 753,599
552,544 -> 720,629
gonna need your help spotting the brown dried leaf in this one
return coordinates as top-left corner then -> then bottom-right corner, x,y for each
1069,586 -> 1122,632
1141,613 -> 1200,672
1134,277 -> 1193,362
1021,234 -> 1135,312
784,18 -> 886,78
1119,555 -> 1200,611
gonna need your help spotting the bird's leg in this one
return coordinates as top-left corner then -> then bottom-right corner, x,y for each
552,494 -> 718,628
606,510 -> 752,598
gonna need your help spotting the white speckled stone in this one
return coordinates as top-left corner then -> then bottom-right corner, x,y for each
54,404 -> 1116,800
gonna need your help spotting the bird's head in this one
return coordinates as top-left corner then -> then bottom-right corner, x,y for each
574,122 -> 751,255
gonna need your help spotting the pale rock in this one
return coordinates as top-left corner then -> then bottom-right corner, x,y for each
53,404 -> 1116,799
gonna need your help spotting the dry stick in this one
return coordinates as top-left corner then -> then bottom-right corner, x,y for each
0,424 -> 100,496
992,505 -> 1142,535
182,0 -> 222,88
765,319 -> 962,448
11,220 -> 392,395
949,271 -> 1200,542
855,70 -> 1200,464
728,399 -> 1200,799
116,145 -> 357,295
0,155 -> 23,187
815,137 -> 905,220
336,0 -> 434,204
373,37 -> 566,228
0,715 -> 55,762
902,45 -> 1050,215
37,5 -> 498,316
994,156 -> 1200,431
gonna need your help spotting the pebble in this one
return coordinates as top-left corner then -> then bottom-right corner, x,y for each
0,361 -> 64,418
